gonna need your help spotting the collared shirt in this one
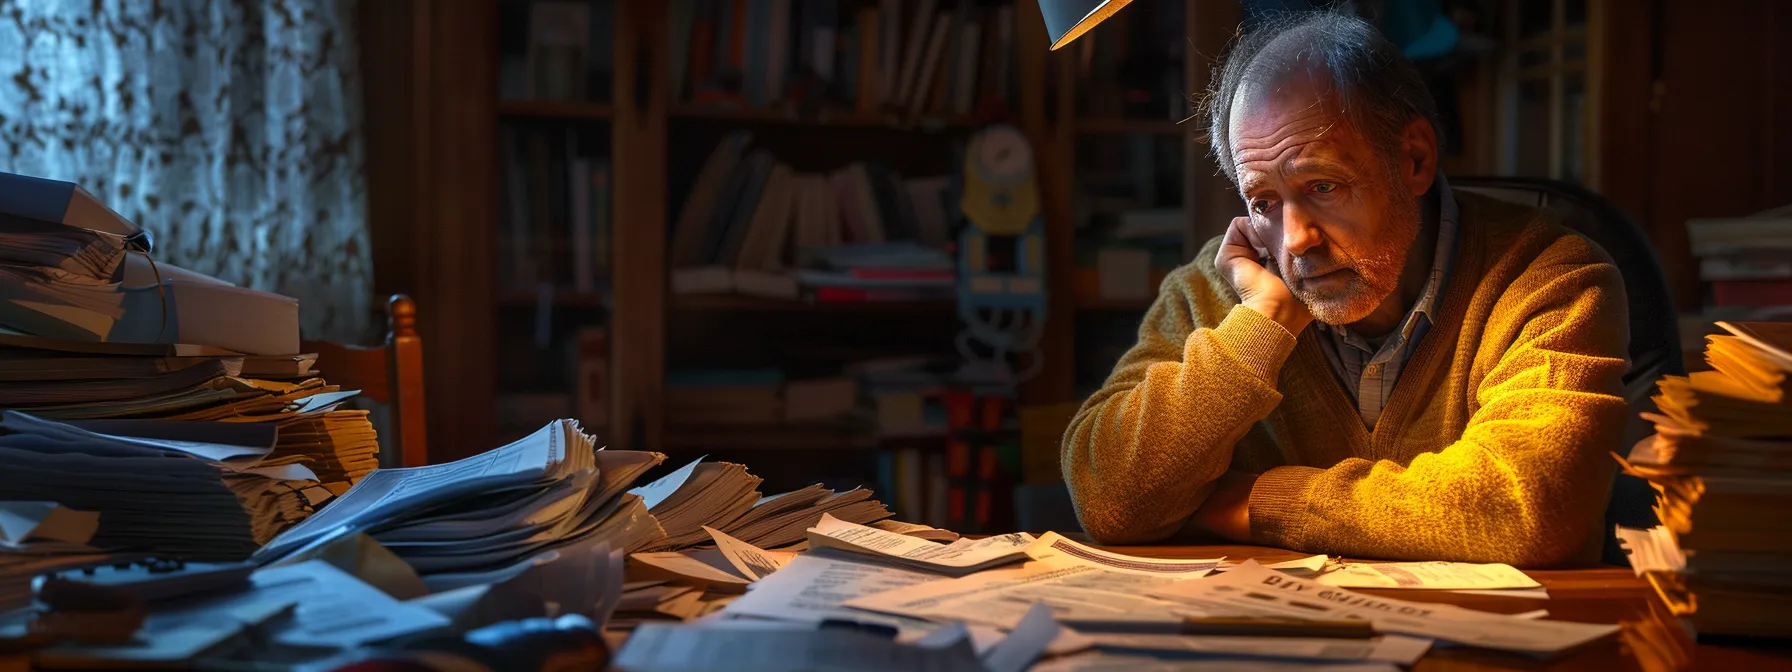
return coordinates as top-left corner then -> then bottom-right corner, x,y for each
1315,175 -> 1459,428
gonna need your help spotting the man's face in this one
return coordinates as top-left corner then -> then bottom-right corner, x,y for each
1227,70 -> 1426,326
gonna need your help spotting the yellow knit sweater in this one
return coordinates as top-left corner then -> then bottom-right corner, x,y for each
1061,191 -> 1630,568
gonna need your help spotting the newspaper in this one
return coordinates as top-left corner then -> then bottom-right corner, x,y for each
1146,561 -> 1617,656
806,513 -> 1032,575
719,552 -> 943,635
844,555 -> 1196,630
1026,532 -> 1221,578
1315,560 -> 1542,590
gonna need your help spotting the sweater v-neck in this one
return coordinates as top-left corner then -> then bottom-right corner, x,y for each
1286,199 -> 1487,461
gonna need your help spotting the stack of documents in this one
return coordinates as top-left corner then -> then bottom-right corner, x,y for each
805,514 -> 1034,576
254,420 -> 669,591
631,458 -> 763,551
0,411 -> 264,560
716,483 -> 895,549
0,214 -> 129,342
1620,320 -> 1792,639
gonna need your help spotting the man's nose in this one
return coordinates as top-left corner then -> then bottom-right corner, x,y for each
1281,200 -> 1324,257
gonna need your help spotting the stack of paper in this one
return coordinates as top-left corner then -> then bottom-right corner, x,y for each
254,420 -> 669,591
0,215 -> 128,342
1620,320 -> 1792,639
806,513 -> 1034,576
0,411 -> 263,560
718,484 -> 895,549
0,501 -> 117,611
631,458 -> 763,551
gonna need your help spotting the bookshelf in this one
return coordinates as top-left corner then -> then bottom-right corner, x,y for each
362,0 -> 1243,480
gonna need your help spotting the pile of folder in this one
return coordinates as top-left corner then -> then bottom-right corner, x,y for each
632,458 -> 896,553
1621,321 -> 1792,639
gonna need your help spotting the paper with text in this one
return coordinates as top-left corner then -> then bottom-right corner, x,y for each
704,525 -> 795,580
844,555 -> 1195,630
1146,560 -> 1616,656
806,513 -> 1032,575
629,456 -> 703,511
614,621 -> 985,672
1315,560 -> 1542,590
1027,532 -> 1221,578
719,552 -> 942,635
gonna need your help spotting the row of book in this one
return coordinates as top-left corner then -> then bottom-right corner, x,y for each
499,126 -> 613,293
1688,213 -> 1792,310
671,0 -> 1017,118
1619,321 -> 1792,639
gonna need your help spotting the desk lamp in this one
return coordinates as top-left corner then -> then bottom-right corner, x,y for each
1040,0 -> 1135,50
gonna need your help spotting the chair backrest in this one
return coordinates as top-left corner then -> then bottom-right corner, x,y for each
301,294 -> 429,468
1451,176 -> 1682,565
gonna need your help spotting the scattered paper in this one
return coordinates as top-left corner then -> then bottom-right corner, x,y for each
1027,532 -> 1221,578
1146,560 -> 1617,656
980,602 -> 1060,672
629,456 -> 704,511
0,501 -> 99,547
705,525 -> 796,580
630,550 -> 754,593
720,552 -> 942,635
1447,587 -> 1551,599
1029,652 -> 1402,672
872,519 -> 961,542
1081,632 -> 1432,665
845,555 -> 1196,631
614,620 -> 985,672
806,513 -> 1033,576
1315,560 -> 1542,590
1615,525 -> 1686,574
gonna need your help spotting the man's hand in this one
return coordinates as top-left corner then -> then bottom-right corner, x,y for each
1217,216 -> 1312,334
1192,471 -> 1258,542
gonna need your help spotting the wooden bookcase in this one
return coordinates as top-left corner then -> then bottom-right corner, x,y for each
362,0 -> 1241,467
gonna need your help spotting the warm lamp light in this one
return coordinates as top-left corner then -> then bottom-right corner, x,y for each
1040,0 -> 1135,50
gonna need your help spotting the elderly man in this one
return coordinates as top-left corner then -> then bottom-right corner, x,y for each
1061,11 -> 1629,567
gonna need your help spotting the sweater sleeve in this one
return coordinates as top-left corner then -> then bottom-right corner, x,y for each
1062,268 -> 1300,544
1248,261 -> 1629,568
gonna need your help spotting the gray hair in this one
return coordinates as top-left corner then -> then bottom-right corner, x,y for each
1201,10 -> 1443,184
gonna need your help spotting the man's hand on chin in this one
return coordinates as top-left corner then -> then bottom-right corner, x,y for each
1193,472 -> 1258,542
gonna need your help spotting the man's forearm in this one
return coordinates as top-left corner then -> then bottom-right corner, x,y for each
1063,304 -> 1297,544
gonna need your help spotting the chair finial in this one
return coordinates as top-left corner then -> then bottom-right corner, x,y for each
389,294 -> 417,336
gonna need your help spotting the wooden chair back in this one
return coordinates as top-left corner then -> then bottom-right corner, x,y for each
301,294 -> 429,467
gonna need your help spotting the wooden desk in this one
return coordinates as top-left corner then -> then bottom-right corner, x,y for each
1111,543 -> 1792,671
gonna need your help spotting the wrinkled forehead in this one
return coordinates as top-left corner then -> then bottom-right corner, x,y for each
1226,63 -> 1344,159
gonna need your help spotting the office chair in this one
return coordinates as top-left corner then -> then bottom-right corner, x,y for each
301,294 -> 430,468
1452,176 -> 1683,566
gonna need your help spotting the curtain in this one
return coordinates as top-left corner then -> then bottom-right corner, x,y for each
0,0 -> 372,342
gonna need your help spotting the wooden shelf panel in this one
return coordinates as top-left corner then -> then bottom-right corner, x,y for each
670,104 -> 983,130
1074,118 -> 1189,136
671,294 -> 955,313
499,100 -> 614,120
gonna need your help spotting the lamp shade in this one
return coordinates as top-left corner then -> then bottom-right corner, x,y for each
1040,0 -> 1135,50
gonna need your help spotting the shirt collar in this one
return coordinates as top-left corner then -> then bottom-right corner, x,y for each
1319,173 -> 1459,353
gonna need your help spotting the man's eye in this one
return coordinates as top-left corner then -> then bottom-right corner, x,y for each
1312,182 -> 1337,194
1250,200 -> 1272,214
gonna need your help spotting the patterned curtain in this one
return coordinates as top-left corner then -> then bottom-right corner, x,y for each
0,0 -> 372,342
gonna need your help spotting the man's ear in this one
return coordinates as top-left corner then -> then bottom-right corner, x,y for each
1400,117 -> 1438,197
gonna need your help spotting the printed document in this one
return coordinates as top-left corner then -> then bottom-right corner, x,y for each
719,552 -> 943,634
844,555 -> 1196,630
1315,560 -> 1542,590
1146,561 -> 1617,656
705,525 -> 796,580
806,513 -> 1033,575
